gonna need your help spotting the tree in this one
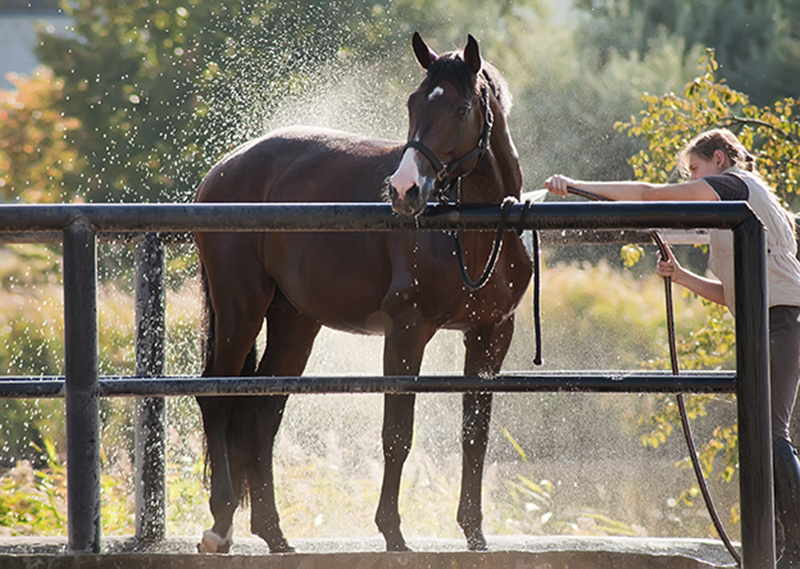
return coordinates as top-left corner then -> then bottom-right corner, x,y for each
617,50 -> 800,207
573,0 -> 800,106
0,67 -> 83,203
33,0 -> 696,205
35,0 -> 397,202
618,50 -> 800,526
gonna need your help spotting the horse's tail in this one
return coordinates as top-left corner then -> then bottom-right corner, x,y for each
198,261 -> 214,488
200,261 -> 215,377
199,259 -> 255,502
200,262 -> 257,376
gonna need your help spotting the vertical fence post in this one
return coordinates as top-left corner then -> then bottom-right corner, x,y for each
63,220 -> 101,553
734,215 -> 774,568
134,233 -> 167,542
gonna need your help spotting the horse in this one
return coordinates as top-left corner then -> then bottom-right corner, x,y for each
193,32 -> 532,554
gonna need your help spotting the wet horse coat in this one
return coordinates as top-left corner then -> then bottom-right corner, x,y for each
194,33 -> 532,553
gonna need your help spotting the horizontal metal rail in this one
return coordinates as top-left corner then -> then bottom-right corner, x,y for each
0,371 -> 737,398
0,200 -> 772,567
0,227 -> 705,246
0,201 -> 753,233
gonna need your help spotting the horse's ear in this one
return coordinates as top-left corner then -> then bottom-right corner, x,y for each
463,34 -> 482,75
412,31 -> 437,69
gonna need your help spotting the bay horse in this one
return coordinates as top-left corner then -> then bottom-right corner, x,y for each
193,32 -> 532,554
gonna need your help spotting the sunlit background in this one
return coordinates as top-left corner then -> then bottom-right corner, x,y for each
1,0 -> 798,546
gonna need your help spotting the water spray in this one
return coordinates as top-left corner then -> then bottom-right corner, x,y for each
561,184 -> 742,566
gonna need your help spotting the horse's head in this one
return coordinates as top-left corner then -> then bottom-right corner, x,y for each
388,32 -> 497,217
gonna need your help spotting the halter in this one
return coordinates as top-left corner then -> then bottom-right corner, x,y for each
400,71 -> 542,365
402,79 -> 494,204
401,73 -> 502,291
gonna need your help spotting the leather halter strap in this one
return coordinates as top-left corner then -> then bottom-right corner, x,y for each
402,80 -> 494,204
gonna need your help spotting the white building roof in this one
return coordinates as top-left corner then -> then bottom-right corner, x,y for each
0,9 -> 72,91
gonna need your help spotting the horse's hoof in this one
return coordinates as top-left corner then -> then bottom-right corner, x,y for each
467,538 -> 488,551
197,529 -> 233,554
384,534 -> 411,552
465,530 -> 488,551
387,542 -> 412,552
268,538 -> 295,554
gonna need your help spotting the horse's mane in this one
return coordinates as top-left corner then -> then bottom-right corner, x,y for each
423,51 -> 512,116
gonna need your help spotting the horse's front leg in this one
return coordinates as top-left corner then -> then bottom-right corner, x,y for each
458,317 -> 515,551
376,392 -> 416,552
375,320 -> 435,552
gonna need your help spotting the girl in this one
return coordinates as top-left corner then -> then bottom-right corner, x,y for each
545,128 -> 800,568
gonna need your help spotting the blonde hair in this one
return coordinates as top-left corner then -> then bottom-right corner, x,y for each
677,128 -> 756,179
680,129 -> 796,229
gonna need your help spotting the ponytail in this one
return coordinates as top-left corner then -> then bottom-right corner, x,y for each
678,128 -> 755,177
742,151 -> 756,172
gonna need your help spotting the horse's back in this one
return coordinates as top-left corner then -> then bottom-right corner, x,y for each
195,127 -> 404,334
196,127 -> 402,204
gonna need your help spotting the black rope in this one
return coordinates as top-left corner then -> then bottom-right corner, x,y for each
454,198 -> 513,290
515,199 -> 542,366
565,185 -> 742,566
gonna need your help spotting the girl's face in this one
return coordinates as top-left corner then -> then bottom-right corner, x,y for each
687,149 -> 728,181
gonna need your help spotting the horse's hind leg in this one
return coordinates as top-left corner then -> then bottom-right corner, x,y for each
198,344 -> 259,553
197,266 -> 275,553
196,396 -> 238,552
458,318 -> 515,551
247,296 -> 321,553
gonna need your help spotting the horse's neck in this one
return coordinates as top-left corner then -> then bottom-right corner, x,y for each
463,111 -> 522,204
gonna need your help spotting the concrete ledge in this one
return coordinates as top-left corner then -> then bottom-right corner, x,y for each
0,535 -> 740,569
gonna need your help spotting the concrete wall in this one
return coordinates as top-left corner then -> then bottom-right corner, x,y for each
0,550 -> 725,569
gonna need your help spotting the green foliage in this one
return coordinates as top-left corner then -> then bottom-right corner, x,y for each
0,68 -> 84,203
0,440 -> 65,535
0,244 -> 203,470
574,0 -> 800,105
516,258 -> 707,371
616,50 -> 800,207
616,50 -> 800,522
497,21 -> 703,187
26,0 -> 697,205
620,244 -> 644,267
494,424 -> 643,537
0,436 -> 144,537
640,301 -> 739,519
35,0 -> 399,202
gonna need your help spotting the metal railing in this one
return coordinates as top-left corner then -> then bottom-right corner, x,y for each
0,201 -> 772,568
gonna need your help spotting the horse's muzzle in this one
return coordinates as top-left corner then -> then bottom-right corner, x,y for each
389,182 -> 426,217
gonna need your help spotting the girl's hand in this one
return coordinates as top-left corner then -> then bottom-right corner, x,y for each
656,245 -> 683,283
543,175 -> 575,197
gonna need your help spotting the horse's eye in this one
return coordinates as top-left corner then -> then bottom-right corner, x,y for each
457,104 -> 471,119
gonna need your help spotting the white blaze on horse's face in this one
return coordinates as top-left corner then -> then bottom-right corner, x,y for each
389,146 -> 420,201
388,143 -> 438,217
389,85 -> 447,216
427,86 -> 444,101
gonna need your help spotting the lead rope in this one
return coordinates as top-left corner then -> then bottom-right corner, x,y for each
451,194 -> 543,366
453,198 -> 513,290
566,185 -> 742,566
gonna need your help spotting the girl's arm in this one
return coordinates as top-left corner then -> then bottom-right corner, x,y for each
544,174 -> 727,307
544,175 -> 720,202
657,245 -> 726,306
